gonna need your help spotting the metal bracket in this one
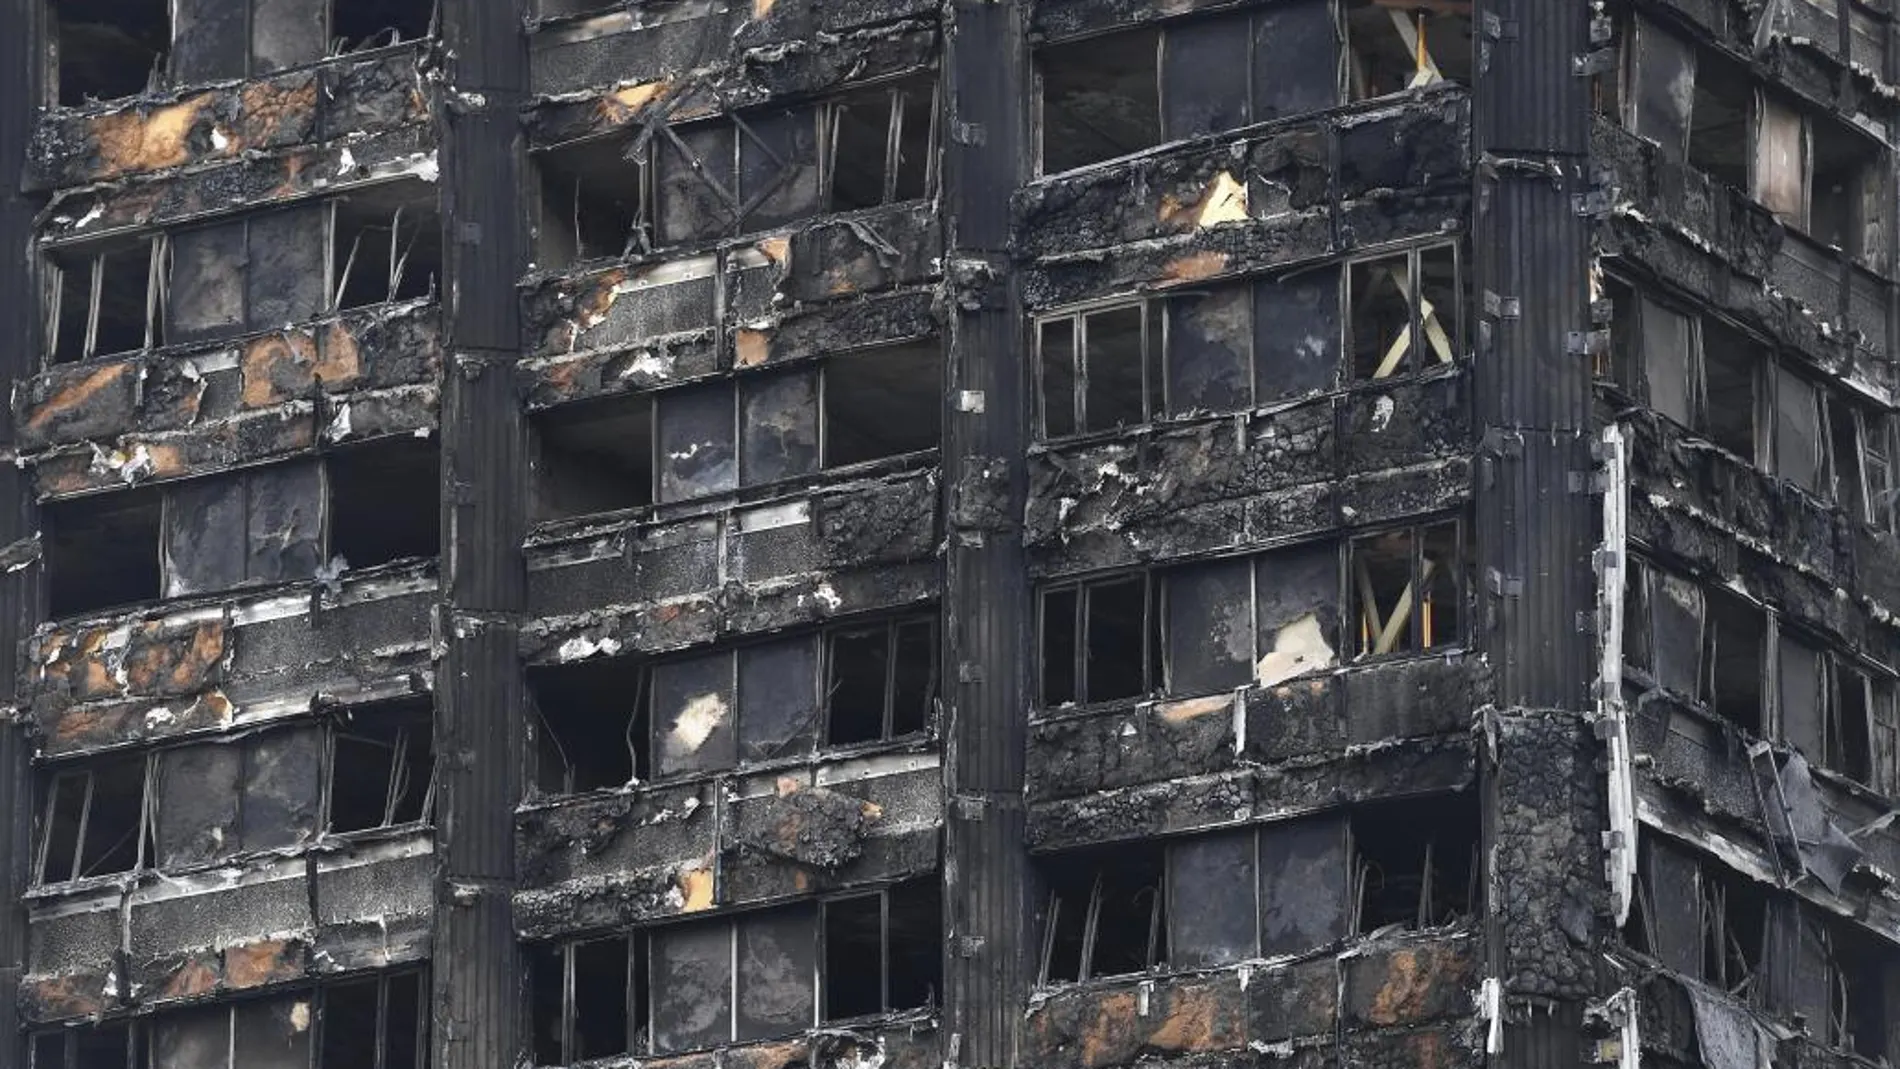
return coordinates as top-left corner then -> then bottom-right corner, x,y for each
1482,290 -> 1521,320
1567,329 -> 1610,356
1481,11 -> 1519,39
1572,49 -> 1618,76
1591,13 -> 1614,43
1572,187 -> 1614,216
1486,568 -> 1524,597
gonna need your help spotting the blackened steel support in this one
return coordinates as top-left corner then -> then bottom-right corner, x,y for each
1471,0 -> 1605,1056
0,0 -> 44,1063
434,0 -> 528,1065
941,1 -> 1033,1065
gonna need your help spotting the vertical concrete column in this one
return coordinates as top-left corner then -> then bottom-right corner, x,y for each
1469,0 -> 1609,1058
0,1 -> 46,1064
434,1 -> 528,1066
940,1 -> 1033,1065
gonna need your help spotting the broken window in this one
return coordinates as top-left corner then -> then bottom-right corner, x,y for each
1165,829 -> 1258,968
823,880 -> 942,1021
1619,15 -> 1697,161
823,82 -> 939,212
1615,284 -> 1776,462
1037,304 -> 1152,435
651,649 -> 738,778
31,1019 -> 142,1069
1809,114 -> 1887,264
1688,50 -> 1752,193
529,934 -> 646,1064
1345,0 -> 1473,100
1035,266 -> 1377,439
734,636 -> 820,763
1163,555 -> 1256,694
45,488 -> 164,618
822,340 -> 943,467
320,971 -> 427,1069
1041,3 -> 1342,174
1701,319 -> 1762,462
1827,659 -> 1875,785
327,436 -> 441,570
528,616 -> 937,798
1635,294 -> 1695,429
168,205 -> 330,344
34,973 -> 422,1068
1038,29 -> 1161,174
175,0 -> 434,83
1348,247 -> 1459,380
45,238 -> 162,363
1701,589 -> 1766,734
1821,915 -> 1890,1058
1352,792 -> 1478,932
739,371 -> 820,485
163,462 -> 325,597
1039,573 -> 1159,706
530,655 -> 648,793
1775,365 -> 1825,494
635,76 -> 939,251
1039,844 -> 1166,983
648,920 -> 741,1052
1628,836 -> 1766,995
1776,642 -> 1899,790
332,185 -> 442,310
328,699 -> 433,833
330,0 -> 436,53
1349,520 -> 1462,658
825,617 -> 938,746
531,394 -> 655,521
53,0 -> 168,106
1259,814 -> 1354,956
534,135 -> 649,268
36,752 -> 147,885
656,381 -> 740,502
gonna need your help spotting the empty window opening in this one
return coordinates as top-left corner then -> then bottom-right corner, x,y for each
1349,521 -> 1461,658
1351,792 -> 1478,932
46,489 -> 164,618
31,1020 -> 140,1069
1827,661 -> 1875,784
1346,0 -> 1472,100
1699,864 -> 1766,996
610,76 -> 939,252
1039,844 -> 1166,984
530,656 -> 648,794
1701,591 -> 1765,734
327,700 -> 433,833
1039,573 -> 1159,707
1687,54 -> 1751,193
1868,412 -> 1899,531
1700,319 -> 1761,461
826,81 -> 939,212
46,238 -> 161,364
529,935 -> 645,1064
1824,920 -> 1888,1059
532,395 -> 654,520
823,340 -> 943,467
1039,30 -> 1161,174
535,136 -> 648,268
37,752 -> 147,884
1809,117 -> 1883,258
825,618 -> 937,746
823,879 -> 942,1021
332,187 -> 442,310
1037,303 -> 1155,436
54,0 -> 167,106
1829,397 -> 1865,518
326,437 -> 440,569
319,971 -> 426,1069
331,0 -> 436,52
1349,247 -> 1459,379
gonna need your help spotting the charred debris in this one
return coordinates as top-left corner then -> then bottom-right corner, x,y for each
2,0 -> 1900,1067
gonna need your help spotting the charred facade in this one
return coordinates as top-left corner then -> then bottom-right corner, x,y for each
3,0 -> 1900,1067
